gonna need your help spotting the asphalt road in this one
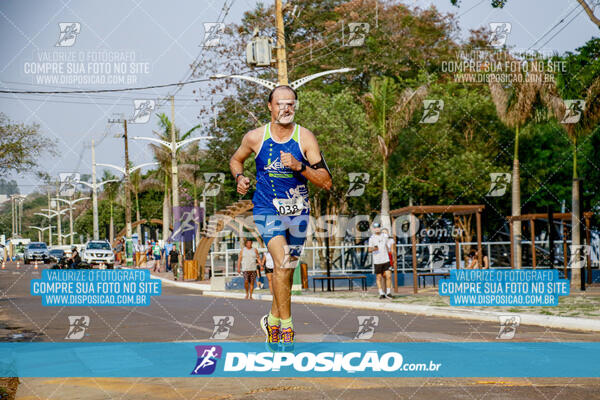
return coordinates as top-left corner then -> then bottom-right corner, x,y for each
2,263 -> 599,399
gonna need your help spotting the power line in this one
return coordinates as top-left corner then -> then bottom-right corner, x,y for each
527,3 -> 580,51
0,77 -> 214,94
538,6 -> 586,50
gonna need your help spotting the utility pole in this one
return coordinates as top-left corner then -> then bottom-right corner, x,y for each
170,95 -> 183,259
17,197 -> 24,236
109,116 -> 133,265
11,196 -> 15,238
91,139 -> 99,240
47,189 -> 53,246
275,0 -> 288,85
55,182 -> 63,246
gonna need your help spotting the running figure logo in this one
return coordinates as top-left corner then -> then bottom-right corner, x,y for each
561,100 -> 585,124
203,173 -> 225,196
210,316 -> 234,339
191,345 -> 222,375
131,100 -> 155,124
489,22 -> 511,48
568,245 -> 590,270
354,316 -> 379,339
345,23 -> 369,47
487,173 -> 511,197
171,206 -> 201,242
496,315 -> 520,339
56,23 -> 81,47
65,316 -> 90,340
346,173 -> 370,197
420,100 -> 444,124
203,23 -> 225,47
428,245 -> 448,270
59,173 -> 80,197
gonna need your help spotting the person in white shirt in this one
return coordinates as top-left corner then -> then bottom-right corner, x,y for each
368,222 -> 393,299
237,239 -> 261,299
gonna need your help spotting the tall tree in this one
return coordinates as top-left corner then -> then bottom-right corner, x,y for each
488,57 -> 549,268
0,113 -> 55,176
363,76 -> 427,228
545,76 -> 600,288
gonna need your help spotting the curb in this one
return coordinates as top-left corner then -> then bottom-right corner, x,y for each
152,274 -> 600,333
153,275 -> 211,291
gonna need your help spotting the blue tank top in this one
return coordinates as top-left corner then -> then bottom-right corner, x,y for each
253,123 -> 310,216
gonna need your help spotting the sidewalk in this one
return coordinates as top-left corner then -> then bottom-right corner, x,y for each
152,272 -> 600,332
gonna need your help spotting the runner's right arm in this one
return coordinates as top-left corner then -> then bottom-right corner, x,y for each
230,128 -> 262,195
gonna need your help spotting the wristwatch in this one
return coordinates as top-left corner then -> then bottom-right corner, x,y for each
235,173 -> 244,182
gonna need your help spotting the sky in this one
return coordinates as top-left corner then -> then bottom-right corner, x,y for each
1,0 -> 598,194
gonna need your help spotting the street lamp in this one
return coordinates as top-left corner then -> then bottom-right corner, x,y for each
52,197 -> 90,246
132,134 -> 214,250
37,209 -> 68,246
76,178 -> 118,241
11,195 -> 26,237
95,162 -> 158,243
28,225 -> 55,243
55,231 -> 78,241
211,68 -> 355,90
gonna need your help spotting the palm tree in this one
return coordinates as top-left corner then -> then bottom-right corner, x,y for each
148,113 -> 201,242
101,170 -> 121,243
179,145 -> 208,241
544,76 -> 600,288
363,76 -> 427,228
488,57 -> 548,268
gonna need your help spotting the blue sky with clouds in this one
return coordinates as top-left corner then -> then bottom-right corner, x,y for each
1,0 -> 598,193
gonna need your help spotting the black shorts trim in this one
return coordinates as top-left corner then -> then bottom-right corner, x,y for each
374,262 -> 390,275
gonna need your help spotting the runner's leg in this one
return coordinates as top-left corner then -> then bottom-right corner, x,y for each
267,235 -> 292,319
266,272 -> 273,295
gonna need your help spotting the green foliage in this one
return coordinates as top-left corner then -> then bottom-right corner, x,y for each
0,113 -> 56,176
295,88 -> 373,212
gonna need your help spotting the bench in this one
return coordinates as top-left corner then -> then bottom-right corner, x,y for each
312,275 -> 367,292
417,272 -> 450,288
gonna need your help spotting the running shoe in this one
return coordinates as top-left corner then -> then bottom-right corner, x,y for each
280,327 -> 295,352
379,294 -> 385,299
385,293 -> 393,299
260,314 -> 280,352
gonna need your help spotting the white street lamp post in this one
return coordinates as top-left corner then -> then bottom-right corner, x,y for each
76,179 -> 118,241
132,134 -> 214,254
52,197 -> 90,245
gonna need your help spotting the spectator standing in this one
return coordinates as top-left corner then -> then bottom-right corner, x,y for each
170,244 -> 181,280
237,239 -> 260,299
151,241 -> 162,272
368,223 -> 393,299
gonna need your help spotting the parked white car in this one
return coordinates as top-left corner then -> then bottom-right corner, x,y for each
81,240 -> 114,268
24,242 -> 49,264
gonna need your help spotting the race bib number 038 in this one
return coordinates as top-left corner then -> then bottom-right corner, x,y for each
273,198 -> 304,216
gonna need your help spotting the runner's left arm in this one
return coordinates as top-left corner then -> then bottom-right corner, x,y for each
280,127 -> 332,190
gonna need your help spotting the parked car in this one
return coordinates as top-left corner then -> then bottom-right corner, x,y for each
24,242 -> 49,264
48,249 -> 65,263
81,240 -> 114,268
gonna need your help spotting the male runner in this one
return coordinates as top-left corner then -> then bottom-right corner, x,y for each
230,85 -> 332,350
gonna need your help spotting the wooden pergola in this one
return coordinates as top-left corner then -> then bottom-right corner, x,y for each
506,212 -> 594,282
390,205 -> 485,294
